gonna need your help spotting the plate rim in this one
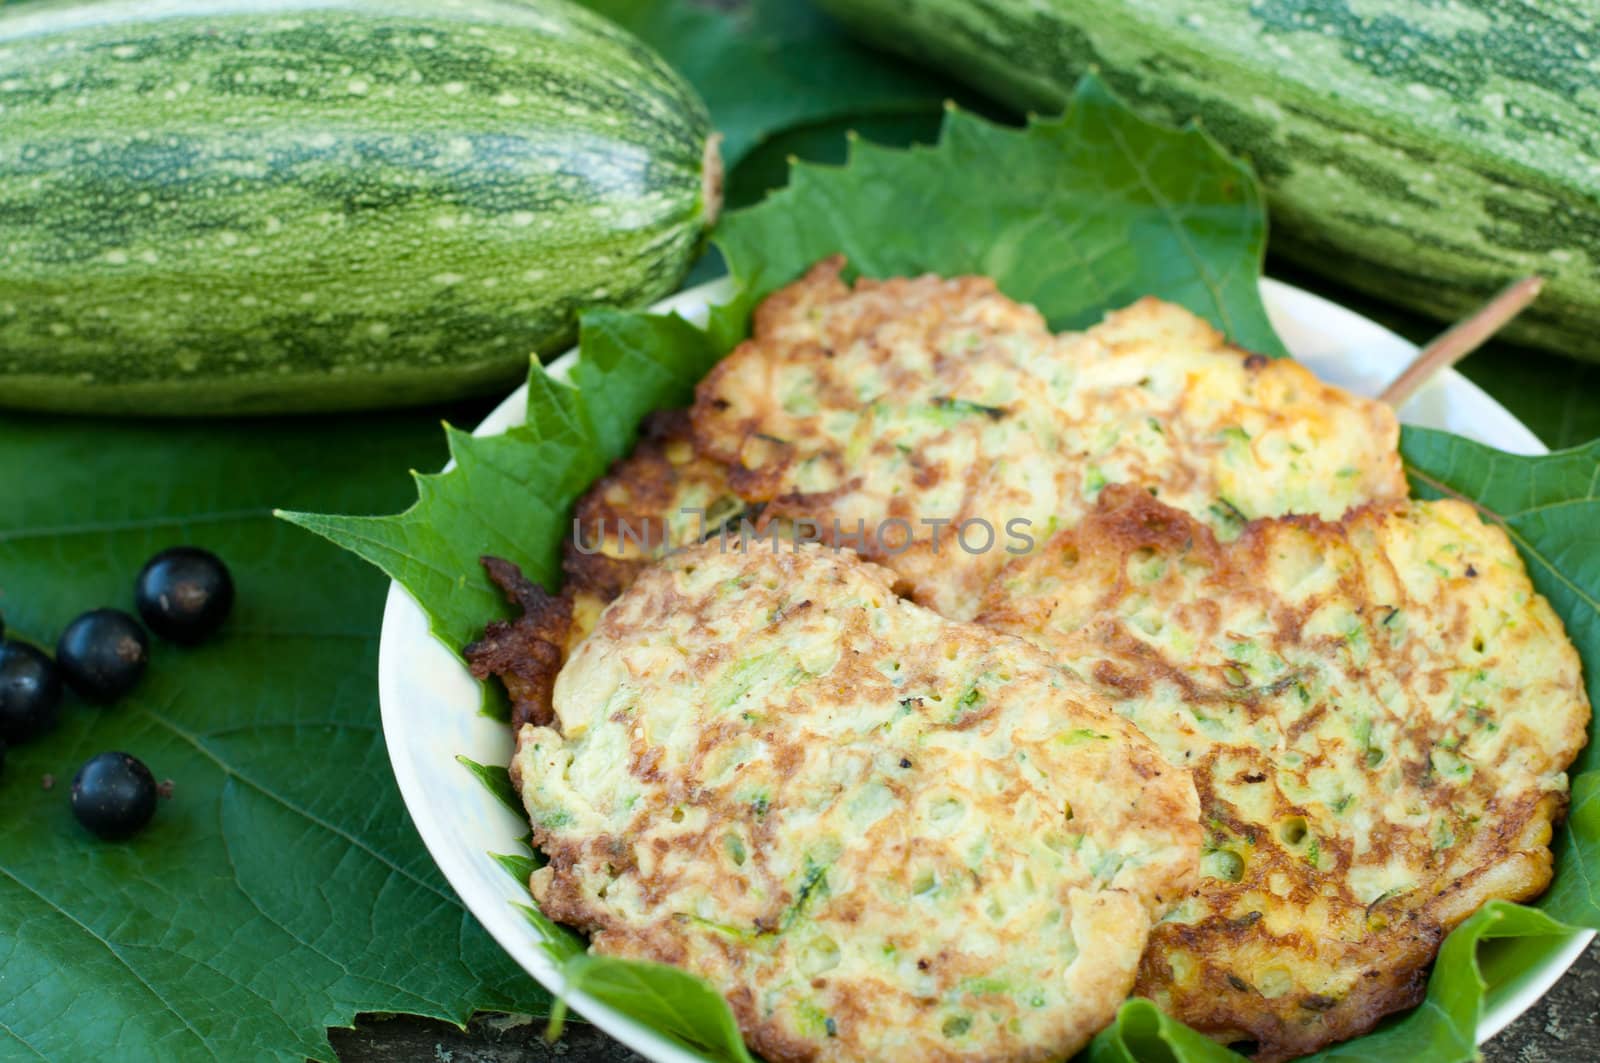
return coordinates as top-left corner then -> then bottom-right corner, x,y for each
377,274 -> 1591,1061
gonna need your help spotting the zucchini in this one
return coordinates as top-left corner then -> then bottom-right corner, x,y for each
0,0 -> 720,414
818,0 -> 1600,362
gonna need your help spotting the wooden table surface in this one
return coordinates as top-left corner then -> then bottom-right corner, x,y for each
334,937 -> 1600,1061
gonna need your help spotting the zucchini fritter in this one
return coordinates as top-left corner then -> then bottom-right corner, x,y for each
978,486 -> 1590,1061
465,410 -> 744,727
481,257 -> 1408,728
563,409 -> 748,649
691,257 -> 1406,620
514,542 -> 1202,1063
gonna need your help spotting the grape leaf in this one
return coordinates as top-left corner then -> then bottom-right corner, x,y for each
279,310 -> 721,654
575,0 -> 953,167
286,74 -> 1600,1063
0,411 -> 547,1062
714,76 -> 1283,355
722,110 -> 948,212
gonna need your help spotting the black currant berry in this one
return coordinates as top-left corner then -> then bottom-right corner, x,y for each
71,752 -> 158,841
56,609 -> 149,703
135,547 -> 234,645
0,640 -> 63,742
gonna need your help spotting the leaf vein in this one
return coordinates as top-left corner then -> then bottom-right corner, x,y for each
0,507 -> 271,544
1099,117 -> 1235,338
0,865 -> 215,1054
140,708 -> 458,907
0,1016 -> 49,1061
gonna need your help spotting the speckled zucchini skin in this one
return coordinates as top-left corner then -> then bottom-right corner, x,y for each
819,0 -> 1600,362
0,0 -> 716,414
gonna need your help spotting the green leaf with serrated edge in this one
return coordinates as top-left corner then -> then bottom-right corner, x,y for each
459,756 -> 523,818
280,307 -> 721,654
549,954 -> 756,1063
285,75 -> 1600,1063
711,76 -> 1283,356
575,0 -> 952,167
567,309 -> 724,463
277,424 -> 576,651
723,110 -> 948,212
0,411 -> 546,1063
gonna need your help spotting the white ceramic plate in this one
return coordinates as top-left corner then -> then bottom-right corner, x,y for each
377,276 -> 1591,1061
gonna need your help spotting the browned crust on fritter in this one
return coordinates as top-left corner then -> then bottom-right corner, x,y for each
978,485 -> 1589,1062
687,256 -> 1408,624
533,847 -> 840,1063
689,255 -> 1030,576
464,558 -> 571,730
465,411 -> 740,727
568,410 -> 704,596
564,408 -> 746,635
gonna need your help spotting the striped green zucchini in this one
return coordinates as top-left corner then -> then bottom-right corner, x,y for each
819,0 -> 1600,362
0,0 -> 719,414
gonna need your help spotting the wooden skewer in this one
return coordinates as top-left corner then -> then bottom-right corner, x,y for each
1379,275 -> 1544,408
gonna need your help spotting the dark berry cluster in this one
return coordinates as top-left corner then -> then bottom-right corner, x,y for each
1,546 -> 233,840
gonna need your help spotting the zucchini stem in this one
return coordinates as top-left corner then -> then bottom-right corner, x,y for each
702,132 -> 725,229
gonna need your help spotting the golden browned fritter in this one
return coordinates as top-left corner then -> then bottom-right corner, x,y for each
466,410 -> 745,728
465,557 -> 573,729
562,409 -> 748,647
515,542 -> 1202,1063
977,486 -> 1590,1061
477,258 -> 1408,726
691,257 -> 1406,620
